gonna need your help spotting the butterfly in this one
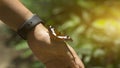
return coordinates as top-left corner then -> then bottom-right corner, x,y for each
48,26 -> 73,42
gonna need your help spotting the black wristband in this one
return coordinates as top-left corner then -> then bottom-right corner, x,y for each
17,14 -> 44,40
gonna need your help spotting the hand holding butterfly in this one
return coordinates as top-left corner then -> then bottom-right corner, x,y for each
27,23 -> 84,68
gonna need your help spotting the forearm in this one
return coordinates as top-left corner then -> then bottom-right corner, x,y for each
0,0 -> 33,31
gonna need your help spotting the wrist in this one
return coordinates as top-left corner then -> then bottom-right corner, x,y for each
27,23 -> 50,44
17,14 -> 43,40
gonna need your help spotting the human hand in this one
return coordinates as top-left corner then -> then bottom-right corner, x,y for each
27,23 -> 84,68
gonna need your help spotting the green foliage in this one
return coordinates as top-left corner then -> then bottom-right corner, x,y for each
15,40 -> 28,51
11,0 -> 120,68
31,61 -> 45,68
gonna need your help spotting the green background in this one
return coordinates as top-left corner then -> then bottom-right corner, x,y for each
1,0 -> 120,68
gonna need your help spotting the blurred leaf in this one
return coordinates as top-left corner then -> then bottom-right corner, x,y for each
92,19 -> 106,29
84,56 -> 91,63
80,43 -> 93,55
32,61 -> 45,68
93,49 -> 105,58
15,40 -> 28,51
21,50 -> 32,59
59,14 -> 80,31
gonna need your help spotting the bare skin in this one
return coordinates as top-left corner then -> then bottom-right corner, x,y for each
0,0 -> 84,68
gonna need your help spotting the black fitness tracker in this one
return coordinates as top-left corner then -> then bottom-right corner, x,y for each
17,14 -> 44,40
